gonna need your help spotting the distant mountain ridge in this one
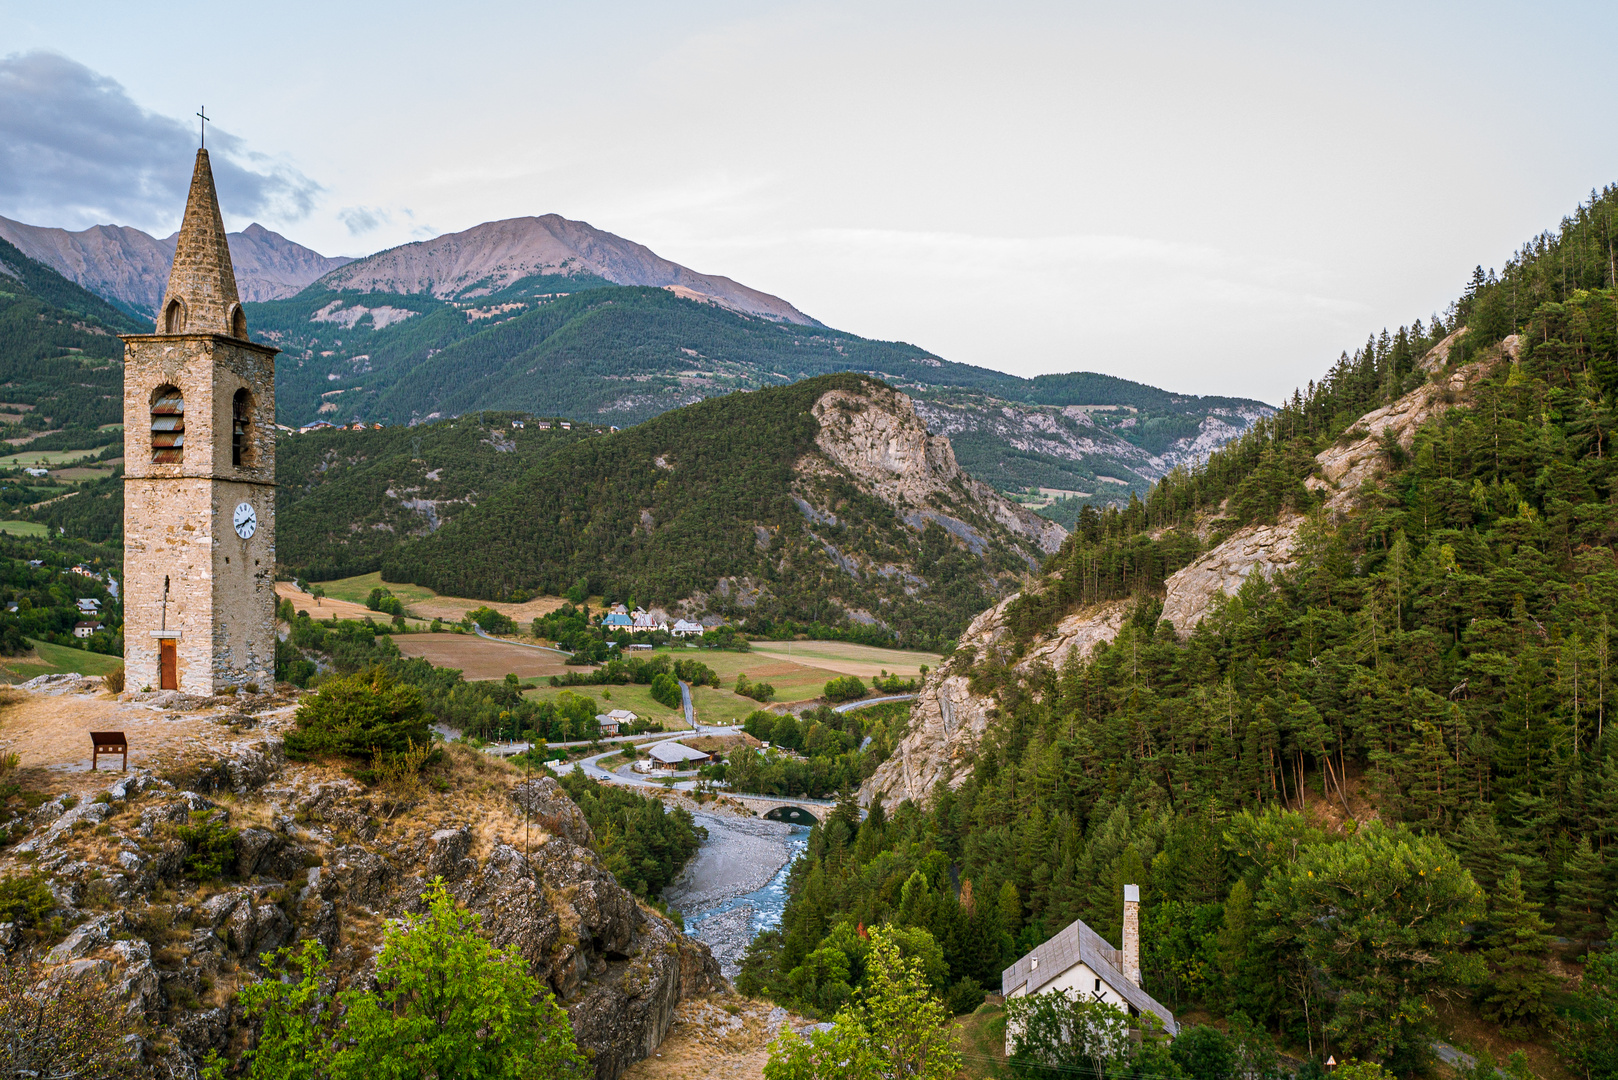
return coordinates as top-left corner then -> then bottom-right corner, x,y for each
0,215 -> 352,318
315,214 -> 818,325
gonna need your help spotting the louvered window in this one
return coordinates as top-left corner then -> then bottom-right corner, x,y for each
151,388 -> 184,464
232,389 -> 251,467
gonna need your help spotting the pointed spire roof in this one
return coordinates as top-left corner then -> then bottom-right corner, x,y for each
157,149 -> 243,335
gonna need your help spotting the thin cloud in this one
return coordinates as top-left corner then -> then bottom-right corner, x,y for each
0,50 -> 322,230
339,205 -> 391,235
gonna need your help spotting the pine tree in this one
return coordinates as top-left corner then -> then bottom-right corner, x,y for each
1556,836 -> 1610,948
1480,868 -> 1559,1037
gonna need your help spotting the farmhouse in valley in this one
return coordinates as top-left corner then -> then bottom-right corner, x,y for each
1001,885 -> 1178,1044
671,619 -> 705,637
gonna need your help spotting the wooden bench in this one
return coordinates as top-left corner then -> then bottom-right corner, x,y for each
90,731 -> 127,772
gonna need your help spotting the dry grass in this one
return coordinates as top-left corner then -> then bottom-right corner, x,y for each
395,634 -> 571,682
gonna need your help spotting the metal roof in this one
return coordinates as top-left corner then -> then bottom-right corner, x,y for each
648,742 -> 711,764
1001,916 -> 1178,1036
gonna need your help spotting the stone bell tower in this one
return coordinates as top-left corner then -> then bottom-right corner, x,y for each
120,149 -> 278,693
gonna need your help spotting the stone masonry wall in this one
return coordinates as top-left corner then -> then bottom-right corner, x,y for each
122,334 -> 276,693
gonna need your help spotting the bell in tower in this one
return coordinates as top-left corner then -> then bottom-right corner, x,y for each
120,147 -> 278,694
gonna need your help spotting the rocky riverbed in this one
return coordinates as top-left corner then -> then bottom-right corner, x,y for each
663,812 -> 807,978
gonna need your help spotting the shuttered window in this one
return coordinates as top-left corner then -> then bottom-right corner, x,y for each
151,388 -> 184,464
232,390 -> 250,467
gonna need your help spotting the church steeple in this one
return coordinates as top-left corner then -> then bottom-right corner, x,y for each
158,149 -> 245,338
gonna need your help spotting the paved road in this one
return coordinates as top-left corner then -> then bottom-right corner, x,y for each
831,693 -> 917,714
678,679 -> 694,726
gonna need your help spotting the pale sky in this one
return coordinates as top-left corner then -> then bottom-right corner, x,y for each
3,0 -> 1615,404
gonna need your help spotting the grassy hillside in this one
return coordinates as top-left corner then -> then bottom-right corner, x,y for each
745,185 -> 1618,1076
381,374 -> 1038,649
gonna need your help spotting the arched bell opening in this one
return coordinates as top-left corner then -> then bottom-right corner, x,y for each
228,303 -> 247,339
162,298 -> 186,334
151,385 -> 185,464
231,388 -> 254,468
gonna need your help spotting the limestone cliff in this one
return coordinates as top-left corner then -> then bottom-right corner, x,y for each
0,682 -> 719,1078
863,333 -> 1518,806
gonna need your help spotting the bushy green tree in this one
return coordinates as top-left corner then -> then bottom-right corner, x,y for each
765,928 -> 959,1080
284,667 -> 432,761
650,672 -> 682,709
1259,821 -> 1482,1069
823,675 -> 866,703
208,880 -> 587,1080
1002,990 -> 1131,1080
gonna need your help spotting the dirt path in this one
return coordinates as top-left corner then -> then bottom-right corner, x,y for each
0,682 -> 296,797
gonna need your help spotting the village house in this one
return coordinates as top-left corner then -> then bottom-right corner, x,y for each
73,621 -> 103,639
1001,886 -> 1177,1046
631,611 -> 667,632
76,598 -> 101,614
601,612 -> 633,629
647,741 -> 713,771
593,709 -> 638,736
671,619 -> 705,637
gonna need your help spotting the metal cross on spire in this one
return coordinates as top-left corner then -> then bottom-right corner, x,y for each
196,106 -> 209,149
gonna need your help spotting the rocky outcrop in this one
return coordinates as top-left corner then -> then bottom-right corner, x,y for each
865,335 -> 1520,806
0,734 -> 720,1079
862,592 -> 1129,805
805,383 -> 1067,558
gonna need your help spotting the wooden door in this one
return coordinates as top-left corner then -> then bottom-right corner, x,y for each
159,639 -> 177,690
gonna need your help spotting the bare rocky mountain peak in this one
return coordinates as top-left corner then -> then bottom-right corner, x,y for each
317,213 -> 818,325
0,213 -> 351,316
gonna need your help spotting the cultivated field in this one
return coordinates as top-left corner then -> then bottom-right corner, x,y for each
746,640 -> 940,680
394,633 -> 572,682
310,571 -> 566,625
0,521 -> 48,538
0,449 -> 105,467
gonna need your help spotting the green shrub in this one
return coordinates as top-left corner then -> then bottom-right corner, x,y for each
823,675 -> 866,703
0,874 -> 54,930
466,606 -> 517,635
650,672 -> 682,709
173,812 -> 239,880
285,668 -> 432,761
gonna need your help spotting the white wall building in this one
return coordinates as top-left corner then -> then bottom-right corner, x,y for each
1001,885 -> 1177,1047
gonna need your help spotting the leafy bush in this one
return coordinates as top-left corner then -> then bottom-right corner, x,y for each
285,668 -> 432,762
366,587 -> 406,618
465,605 -> 516,635
735,673 -> 775,702
945,976 -> 985,1016
173,812 -> 238,880
650,672 -> 681,709
208,881 -> 586,1079
823,675 -> 866,703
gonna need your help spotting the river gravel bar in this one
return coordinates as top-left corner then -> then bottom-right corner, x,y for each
664,812 -> 798,914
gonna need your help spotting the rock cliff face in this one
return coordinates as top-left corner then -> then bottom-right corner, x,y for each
0,693 -> 718,1078
863,335 -> 1517,806
800,383 -> 1067,562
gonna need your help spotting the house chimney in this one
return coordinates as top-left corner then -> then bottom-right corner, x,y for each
1122,884 -> 1142,987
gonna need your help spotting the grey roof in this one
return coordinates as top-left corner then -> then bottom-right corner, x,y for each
1001,916 -> 1178,1036
648,742 -> 711,764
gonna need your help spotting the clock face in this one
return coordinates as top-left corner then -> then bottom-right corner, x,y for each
233,502 -> 257,540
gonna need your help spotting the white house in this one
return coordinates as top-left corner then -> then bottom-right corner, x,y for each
671,619 -> 705,638
73,621 -> 102,639
77,598 -> 101,614
1001,885 -> 1177,1045
631,612 -> 667,632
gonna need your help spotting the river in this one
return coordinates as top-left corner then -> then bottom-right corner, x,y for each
662,811 -> 811,978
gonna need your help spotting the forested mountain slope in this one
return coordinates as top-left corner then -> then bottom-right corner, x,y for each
0,235 -> 143,451
381,374 -> 1065,649
745,186 -> 1618,1075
